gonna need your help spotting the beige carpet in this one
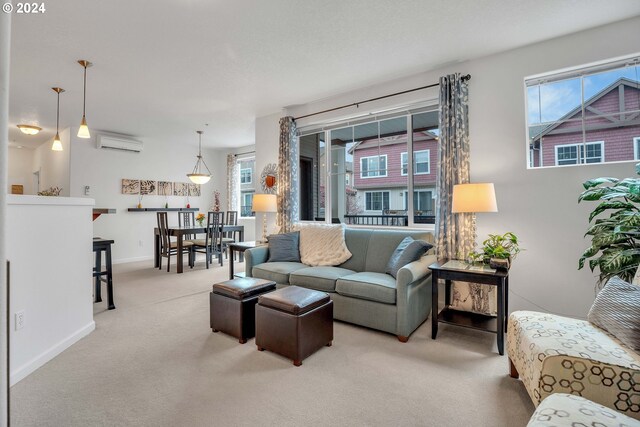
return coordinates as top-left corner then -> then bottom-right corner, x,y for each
10,257 -> 535,426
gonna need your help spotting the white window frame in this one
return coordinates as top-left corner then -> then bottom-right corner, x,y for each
554,141 -> 604,166
360,155 -> 388,179
634,137 -> 640,160
240,167 -> 252,184
364,191 -> 389,211
524,53 -> 640,170
401,150 -> 430,176
404,189 -> 433,211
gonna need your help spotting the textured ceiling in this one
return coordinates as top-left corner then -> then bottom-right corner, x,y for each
7,0 -> 640,149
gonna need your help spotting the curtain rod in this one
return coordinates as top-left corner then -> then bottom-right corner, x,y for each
293,74 -> 470,121
232,150 -> 255,157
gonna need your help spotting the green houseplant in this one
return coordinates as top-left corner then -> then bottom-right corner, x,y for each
578,163 -> 640,285
468,232 -> 522,269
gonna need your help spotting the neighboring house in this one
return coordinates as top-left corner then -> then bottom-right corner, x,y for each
530,78 -> 640,167
351,131 -> 438,215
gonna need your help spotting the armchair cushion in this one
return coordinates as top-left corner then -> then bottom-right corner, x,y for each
588,276 -> 640,352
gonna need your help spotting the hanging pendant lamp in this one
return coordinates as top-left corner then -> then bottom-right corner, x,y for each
187,130 -> 211,184
51,87 -> 65,151
77,59 -> 92,139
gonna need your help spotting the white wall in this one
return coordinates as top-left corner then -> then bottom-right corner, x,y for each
8,195 -> 95,385
255,113 -> 281,239
32,127 -> 71,196
7,146 -> 34,194
70,130 -> 213,263
255,16 -> 640,319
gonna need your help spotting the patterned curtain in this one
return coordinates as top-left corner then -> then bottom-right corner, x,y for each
227,154 -> 239,212
436,73 -> 496,316
277,116 -> 299,233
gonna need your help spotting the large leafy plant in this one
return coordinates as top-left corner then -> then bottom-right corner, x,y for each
468,232 -> 521,263
578,164 -> 640,285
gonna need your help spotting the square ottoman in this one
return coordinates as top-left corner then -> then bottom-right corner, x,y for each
210,277 -> 276,343
255,285 -> 333,366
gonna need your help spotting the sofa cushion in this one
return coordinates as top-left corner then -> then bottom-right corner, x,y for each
336,272 -> 397,304
385,237 -> 433,278
364,230 -> 433,273
252,262 -> 307,285
587,276 -> 640,352
289,266 -> 355,292
338,228 -> 373,272
293,223 -> 352,266
267,231 -> 301,262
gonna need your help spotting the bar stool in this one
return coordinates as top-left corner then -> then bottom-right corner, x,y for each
93,237 -> 115,310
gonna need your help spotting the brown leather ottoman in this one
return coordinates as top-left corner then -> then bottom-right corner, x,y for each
210,277 -> 276,344
255,286 -> 333,366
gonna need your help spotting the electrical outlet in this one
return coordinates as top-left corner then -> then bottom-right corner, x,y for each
84,185 -> 91,196
15,311 -> 25,331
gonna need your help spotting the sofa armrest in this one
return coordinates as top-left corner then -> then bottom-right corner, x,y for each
244,247 -> 269,278
396,254 -> 437,289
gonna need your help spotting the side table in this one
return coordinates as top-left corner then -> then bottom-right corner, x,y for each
228,241 -> 266,280
429,260 -> 509,355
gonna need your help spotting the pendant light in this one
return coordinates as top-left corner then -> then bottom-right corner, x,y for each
51,87 -> 65,151
77,59 -> 92,138
187,130 -> 211,184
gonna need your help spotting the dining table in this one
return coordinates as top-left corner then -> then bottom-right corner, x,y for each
153,224 -> 244,273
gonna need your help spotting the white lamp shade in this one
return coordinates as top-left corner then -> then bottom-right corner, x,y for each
451,183 -> 498,213
51,134 -> 63,151
253,194 -> 277,213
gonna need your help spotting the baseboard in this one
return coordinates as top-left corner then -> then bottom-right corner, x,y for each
112,255 -> 153,265
10,321 -> 96,386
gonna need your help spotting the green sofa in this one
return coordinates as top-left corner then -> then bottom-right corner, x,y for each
244,227 -> 436,341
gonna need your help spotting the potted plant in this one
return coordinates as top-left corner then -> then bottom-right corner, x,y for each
468,232 -> 522,270
578,163 -> 640,285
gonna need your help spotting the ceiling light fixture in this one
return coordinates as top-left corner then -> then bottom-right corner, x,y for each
187,130 -> 211,184
77,59 -> 92,139
17,124 -> 42,135
51,87 -> 65,151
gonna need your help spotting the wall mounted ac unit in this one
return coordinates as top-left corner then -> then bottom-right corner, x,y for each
96,134 -> 143,153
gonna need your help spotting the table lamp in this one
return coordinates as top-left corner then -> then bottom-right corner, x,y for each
451,182 -> 498,244
253,194 -> 277,243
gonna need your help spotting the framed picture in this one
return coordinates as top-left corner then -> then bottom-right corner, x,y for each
158,181 -> 173,196
122,179 -> 140,194
188,183 -> 201,197
140,180 -> 157,195
173,182 -> 188,196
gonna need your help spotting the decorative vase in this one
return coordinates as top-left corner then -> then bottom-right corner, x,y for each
137,203 -> 142,209
186,203 -> 191,208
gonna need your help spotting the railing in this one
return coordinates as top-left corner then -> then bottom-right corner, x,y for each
343,214 -> 435,226
241,205 -> 254,217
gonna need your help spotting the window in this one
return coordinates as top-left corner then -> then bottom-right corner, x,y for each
365,191 -> 389,211
360,155 -> 387,178
555,142 -> 604,166
404,190 -> 433,213
298,107 -> 439,227
241,191 -> 254,217
634,137 -> 640,160
238,158 -> 255,217
240,168 -> 252,184
401,150 -> 430,175
525,55 -> 639,168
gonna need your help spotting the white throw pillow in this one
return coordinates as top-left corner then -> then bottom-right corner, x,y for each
633,265 -> 640,285
292,223 -> 352,266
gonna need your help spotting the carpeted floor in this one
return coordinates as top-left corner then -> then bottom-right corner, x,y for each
10,257 -> 535,426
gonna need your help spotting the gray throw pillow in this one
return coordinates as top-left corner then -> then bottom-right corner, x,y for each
267,231 -> 301,263
385,237 -> 433,279
587,276 -> 640,352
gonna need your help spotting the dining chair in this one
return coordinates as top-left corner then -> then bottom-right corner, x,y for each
178,211 -> 197,240
157,212 -> 194,272
224,210 -> 239,259
191,211 -> 224,269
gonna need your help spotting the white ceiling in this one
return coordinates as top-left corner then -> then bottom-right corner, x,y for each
8,0 -> 640,149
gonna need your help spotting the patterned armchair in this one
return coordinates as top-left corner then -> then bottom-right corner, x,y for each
507,311 -> 640,420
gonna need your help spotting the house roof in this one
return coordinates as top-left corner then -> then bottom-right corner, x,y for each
531,77 -> 640,140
